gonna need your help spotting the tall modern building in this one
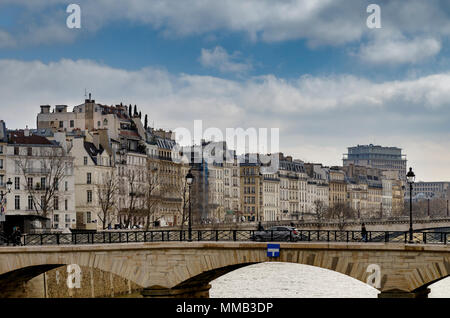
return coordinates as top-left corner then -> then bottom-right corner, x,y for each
343,144 -> 407,183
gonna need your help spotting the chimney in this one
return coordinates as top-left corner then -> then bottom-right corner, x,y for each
24,126 -> 30,137
40,105 -> 51,114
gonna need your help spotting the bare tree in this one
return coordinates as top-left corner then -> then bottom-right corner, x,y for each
165,169 -> 190,230
96,170 -> 119,229
17,147 -> 72,220
143,162 -> 163,230
326,203 -> 355,230
313,199 -> 327,228
121,168 -> 145,228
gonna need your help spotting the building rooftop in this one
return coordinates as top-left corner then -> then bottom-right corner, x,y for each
8,130 -> 54,146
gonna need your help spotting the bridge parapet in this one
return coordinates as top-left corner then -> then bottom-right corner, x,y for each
2,242 -> 450,298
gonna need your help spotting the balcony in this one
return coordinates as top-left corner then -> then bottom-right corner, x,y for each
23,168 -> 51,175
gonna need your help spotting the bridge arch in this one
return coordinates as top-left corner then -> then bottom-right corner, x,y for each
2,242 -> 450,298
142,243 -> 386,297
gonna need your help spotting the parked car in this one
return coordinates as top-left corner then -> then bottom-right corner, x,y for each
250,226 -> 303,242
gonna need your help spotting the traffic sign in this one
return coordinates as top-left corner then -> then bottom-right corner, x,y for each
267,244 -> 280,258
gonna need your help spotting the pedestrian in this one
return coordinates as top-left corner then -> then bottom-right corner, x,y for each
361,223 -> 368,242
257,221 -> 264,231
12,226 -> 21,246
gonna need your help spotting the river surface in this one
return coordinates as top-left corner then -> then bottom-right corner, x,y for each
120,262 -> 450,298
207,262 -> 450,298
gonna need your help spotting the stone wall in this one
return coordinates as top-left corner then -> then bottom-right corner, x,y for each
12,265 -> 142,298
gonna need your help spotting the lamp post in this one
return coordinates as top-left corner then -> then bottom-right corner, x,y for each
0,178 -> 13,235
406,167 -> 415,243
186,170 -> 194,242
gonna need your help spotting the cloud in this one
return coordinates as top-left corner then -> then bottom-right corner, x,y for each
1,58 -> 450,179
3,0 -> 450,64
357,34 -> 442,65
199,46 -> 252,73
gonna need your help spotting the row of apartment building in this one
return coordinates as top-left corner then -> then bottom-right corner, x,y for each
0,97 -> 408,233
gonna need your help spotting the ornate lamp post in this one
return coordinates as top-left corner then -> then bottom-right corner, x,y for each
406,167 -> 415,243
186,170 -> 194,242
0,178 -> 13,234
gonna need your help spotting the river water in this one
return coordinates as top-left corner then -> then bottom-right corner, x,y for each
120,262 -> 450,298
208,262 -> 450,298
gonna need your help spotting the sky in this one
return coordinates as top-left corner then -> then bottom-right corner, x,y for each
0,0 -> 449,181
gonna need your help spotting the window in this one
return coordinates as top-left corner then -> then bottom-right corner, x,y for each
70,120 -> 74,128
54,178 -> 59,190
54,196 -> 59,210
28,196 -> 33,210
15,177 -> 20,190
84,156 -> 88,165
86,211 -> 92,223
15,195 -> 20,210
27,147 -> 32,156
97,121 -> 101,127
87,173 -> 92,184
27,177 -> 33,189
14,147 -> 19,155
65,199 -> 68,211
0,175 -> 3,186
87,190 -> 92,203
65,214 -> 71,223
0,145 -> 3,154
41,177 -> 46,190
0,159 -> 3,169
54,214 -> 59,223
59,121 -> 64,128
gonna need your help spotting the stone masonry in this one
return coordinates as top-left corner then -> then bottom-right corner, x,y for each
1,242 -> 450,298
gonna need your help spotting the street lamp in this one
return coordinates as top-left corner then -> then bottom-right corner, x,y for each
0,178 -> 13,234
0,178 -> 13,199
186,170 -> 194,242
406,167 -> 415,243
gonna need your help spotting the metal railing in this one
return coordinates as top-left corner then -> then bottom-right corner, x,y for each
6,229 -> 450,246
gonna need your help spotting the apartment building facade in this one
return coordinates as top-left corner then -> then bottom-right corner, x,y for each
4,129 -> 76,232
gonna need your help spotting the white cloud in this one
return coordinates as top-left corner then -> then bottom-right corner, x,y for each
1,58 -> 450,179
199,46 -> 251,73
4,0 -> 450,64
358,35 -> 442,65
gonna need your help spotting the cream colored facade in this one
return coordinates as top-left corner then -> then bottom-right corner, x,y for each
347,182 -> 368,215
223,159 -> 240,221
328,168 -> 347,208
261,173 -> 280,221
71,136 -> 115,230
5,133 -> 76,230
240,164 -> 260,221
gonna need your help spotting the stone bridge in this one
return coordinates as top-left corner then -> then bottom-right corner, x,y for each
290,218 -> 450,232
186,218 -> 450,232
2,242 -> 450,298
